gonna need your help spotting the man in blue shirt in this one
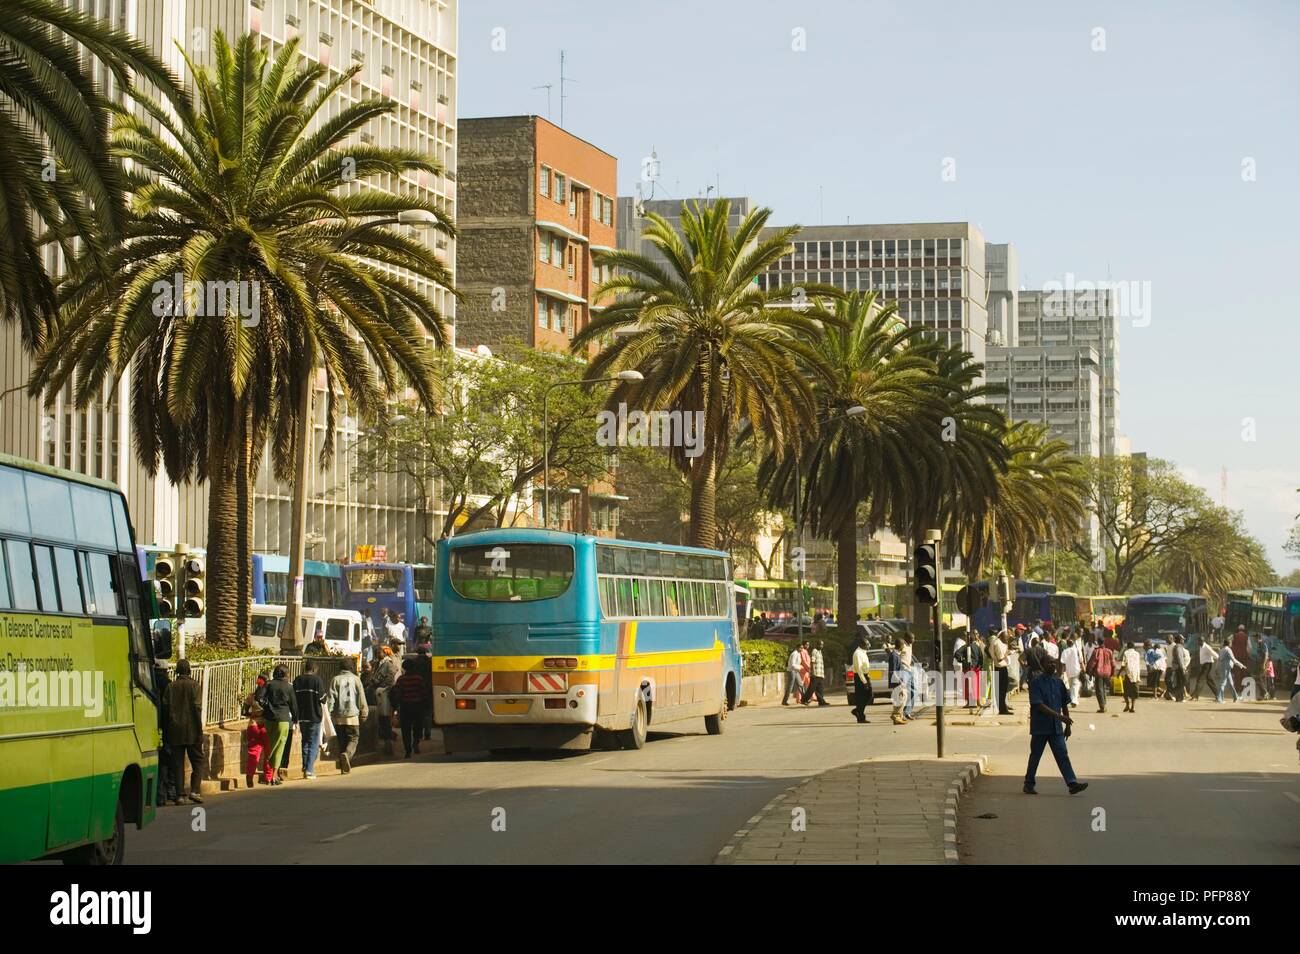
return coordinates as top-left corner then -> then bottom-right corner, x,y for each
1023,648 -> 1089,796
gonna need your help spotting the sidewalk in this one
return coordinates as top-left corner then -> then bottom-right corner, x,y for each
714,753 -> 987,865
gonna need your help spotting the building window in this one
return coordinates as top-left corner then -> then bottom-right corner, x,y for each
555,173 -> 566,203
539,231 -> 550,264
552,235 -> 565,264
539,165 -> 550,197
537,295 -> 549,329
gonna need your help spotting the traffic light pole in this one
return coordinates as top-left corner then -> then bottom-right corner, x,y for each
173,543 -> 188,659
930,532 -> 944,759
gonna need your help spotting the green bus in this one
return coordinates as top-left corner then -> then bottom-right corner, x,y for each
0,453 -> 167,864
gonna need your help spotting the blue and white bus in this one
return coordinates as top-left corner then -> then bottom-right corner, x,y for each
971,579 -> 1076,633
251,553 -> 344,609
430,529 -> 744,755
342,561 -> 436,635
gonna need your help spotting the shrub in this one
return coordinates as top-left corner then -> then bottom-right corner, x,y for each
739,639 -> 791,676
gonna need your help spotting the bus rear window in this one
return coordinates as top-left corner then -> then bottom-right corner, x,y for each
346,568 -> 403,592
449,544 -> 574,602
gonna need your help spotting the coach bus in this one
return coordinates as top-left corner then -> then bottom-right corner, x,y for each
342,561 -> 436,635
1078,594 -> 1127,628
252,553 -> 344,609
430,529 -> 743,754
1224,589 -> 1253,633
0,453 -> 167,864
1122,594 -> 1210,650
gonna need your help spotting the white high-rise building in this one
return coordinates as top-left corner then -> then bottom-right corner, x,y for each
0,0 -> 458,564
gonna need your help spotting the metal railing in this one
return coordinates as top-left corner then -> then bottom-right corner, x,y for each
192,655 -> 348,726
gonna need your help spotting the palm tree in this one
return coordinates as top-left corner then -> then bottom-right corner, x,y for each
955,421 -> 1088,579
574,200 -> 838,548
0,0 -> 184,347
757,292 -> 949,627
32,33 -> 454,647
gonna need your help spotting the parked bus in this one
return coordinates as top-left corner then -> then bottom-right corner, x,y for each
1224,589 -> 1253,632
740,579 -> 834,620
1122,594 -> 1210,650
342,561 -> 436,634
0,453 -> 167,864
252,553 -> 344,609
431,529 -> 743,754
1242,587 -> 1300,680
971,580 -> 1075,634
733,581 -> 752,632
1078,594 -> 1127,628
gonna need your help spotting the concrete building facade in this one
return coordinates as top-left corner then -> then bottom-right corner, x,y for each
0,0 -> 458,565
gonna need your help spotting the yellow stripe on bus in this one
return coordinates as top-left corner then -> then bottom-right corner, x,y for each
432,637 -> 725,674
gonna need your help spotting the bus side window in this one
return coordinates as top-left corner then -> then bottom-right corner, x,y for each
6,540 -> 38,609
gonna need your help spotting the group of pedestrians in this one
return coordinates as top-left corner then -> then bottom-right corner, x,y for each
782,639 -> 829,707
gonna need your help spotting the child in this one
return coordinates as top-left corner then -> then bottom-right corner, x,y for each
241,671 -> 273,788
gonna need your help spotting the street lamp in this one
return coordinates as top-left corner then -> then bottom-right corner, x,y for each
541,370 -> 642,529
284,212 -> 435,651
793,405 -> 867,643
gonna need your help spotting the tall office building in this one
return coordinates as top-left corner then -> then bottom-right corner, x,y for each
455,115 -> 622,536
983,346 -> 1103,459
0,0 -> 459,564
757,222 -> 990,366
1015,287 -> 1122,457
616,196 -> 754,269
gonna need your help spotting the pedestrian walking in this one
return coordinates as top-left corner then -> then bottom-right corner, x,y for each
955,634 -> 983,708
799,641 -> 812,697
327,657 -> 369,773
392,660 -> 428,757
1190,638 -> 1217,700
1084,635 -> 1115,713
161,659 -> 204,805
1023,648 -> 1088,796
888,639 -> 908,724
1215,641 -> 1247,703
1060,634 -> 1083,707
989,628 -> 1013,715
374,645 -> 401,755
385,609 -> 407,652
413,616 -> 433,650
803,640 -> 829,706
1167,635 -> 1190,702
292,660 -> 328,779
899,633 -> 917,719
261,665 -> 299,784
415,644 -> 435,739
1121,642 -> 1142,713
782,643 -> 804,705
1147,641 -> 1168,698
850,634 -> 874,723
1260,646 -> 1276,700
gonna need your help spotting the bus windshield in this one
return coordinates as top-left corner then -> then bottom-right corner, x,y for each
449,543 -> 574,601
1127,603 -> 1187,634
346,567 -> 403,592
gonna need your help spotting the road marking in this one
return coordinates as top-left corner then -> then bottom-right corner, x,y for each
1198,789 -> 1260,793
1285,792 -> 1300,806
321,824 -> 371,843
586,757 -> 614,766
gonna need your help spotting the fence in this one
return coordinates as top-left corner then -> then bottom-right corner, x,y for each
193,655 -> 348,726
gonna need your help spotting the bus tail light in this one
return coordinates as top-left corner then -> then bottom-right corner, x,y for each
446,658 -> 479,670
455,699 -> 476,710
543,657 -> 578,669
543,698 -> 567,710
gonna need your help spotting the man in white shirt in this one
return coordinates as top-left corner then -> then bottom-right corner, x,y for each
1190,640 -> 1218,701
1122,642 -> 1143,712
1060,637 -> 1083,706
1167,635 -> 1191,701
384,610 -> 407,650
1042,636 -> 1060,661
988,628 -> 1013,715
850,637 -> 874,723
782,645 -> 804,705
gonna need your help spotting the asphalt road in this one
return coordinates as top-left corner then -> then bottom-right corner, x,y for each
959,694 -> 1300,864
123,689 -> 1299,865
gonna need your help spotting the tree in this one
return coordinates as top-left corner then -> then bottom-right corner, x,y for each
757,292 -> 948,626
1286,488 -> 1300,562
0,0 -> 184,346
1026,547 -> 1098,595
574,199 -> 838,549
353,344 -> 610,546
1071,455 -> 1211,595
1154,506 -> 1274,602
33,34 -> 453,647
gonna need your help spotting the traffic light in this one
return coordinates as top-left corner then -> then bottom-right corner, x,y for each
956,584 -> 986,616
181,557 -> 205,619
154,555 -> 177,618
994,574 -> 1014,608
914,544 -> 939,606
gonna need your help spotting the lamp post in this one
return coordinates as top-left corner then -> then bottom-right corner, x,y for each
284,210 -> 436,651
793,405 -> 867,644
541,370 -> 642,529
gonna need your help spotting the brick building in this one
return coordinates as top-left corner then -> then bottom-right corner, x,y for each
457,115 -> 618,351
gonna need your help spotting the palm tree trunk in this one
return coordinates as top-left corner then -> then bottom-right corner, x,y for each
837,520 -> 857,630
689,451 -> 718,549
234,401 -> 253,649
205,392 -> 240,651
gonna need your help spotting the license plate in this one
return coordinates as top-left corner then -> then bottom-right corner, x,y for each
488,701 -> 530,715
868,669 -> 884,680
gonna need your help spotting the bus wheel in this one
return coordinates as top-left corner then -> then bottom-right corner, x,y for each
64,800 -> 124,865
618,698 -> 647,750
705,697 -> 728,735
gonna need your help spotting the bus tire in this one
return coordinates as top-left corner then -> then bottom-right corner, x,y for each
63,800 -> 125,866
618,698 -> 647,750
705,697 -> 727,735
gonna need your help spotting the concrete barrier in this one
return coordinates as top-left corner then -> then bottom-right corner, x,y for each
739,670 -> 843,706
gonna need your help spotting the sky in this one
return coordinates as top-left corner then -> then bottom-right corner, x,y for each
457,0 -> 1300,571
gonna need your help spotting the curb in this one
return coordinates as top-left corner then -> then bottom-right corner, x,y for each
943,754 -> 987,864
713,753 -> 988,865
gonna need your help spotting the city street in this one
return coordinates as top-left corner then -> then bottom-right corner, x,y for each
125,692 -> 1300,865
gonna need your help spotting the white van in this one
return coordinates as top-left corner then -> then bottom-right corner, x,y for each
248,604 -> 365,655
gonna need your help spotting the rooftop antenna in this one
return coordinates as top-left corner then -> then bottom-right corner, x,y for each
532,82 -> 553,121
559,50 -> 579,128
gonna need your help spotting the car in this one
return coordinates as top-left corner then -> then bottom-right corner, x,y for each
844,649 -> 891,703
